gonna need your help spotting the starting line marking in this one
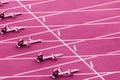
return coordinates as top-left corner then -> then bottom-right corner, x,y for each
57,30 -> 61,36
42,16 -> 46,22
90,61 -> 94,68
28,4 -> 31,9
73,45 -> 77,51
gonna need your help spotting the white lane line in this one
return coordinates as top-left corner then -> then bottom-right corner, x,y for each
0,0 -> 56,12
1,0 -> 119,12
0,50 -> 120,60
84,72 -> 114,80
0,42 -> 16,44
0,29 -> 119,45
4,32 -> 120,59
15,8 -> 120,14
0,1 -> 119,41
1,36 -> 120,44
17,1 -> 105,80
1,21 -> 120,29
0,0 -> 120,27
84,15 -> 120,24
0,0 -> 119,79
0,75 -> 50,78
72,0 -> 120,11
1,19 -> 120,43
2,12 -> 120,28
2,73 -> 113,79
1,70 -> 119,78
0,50 -> 119,79
11,50 -> 120,76
0,59 -> 81,79
0,71 -> 119,78
75,71 -> 120,76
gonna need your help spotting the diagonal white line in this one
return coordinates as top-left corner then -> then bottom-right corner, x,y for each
1,0 -> 120,12
17,1 -> 105,80
1,12 -> 119,27
0,50 -> 119,79
0,20 -> 120,43
0,1 -> 119,44
10,50 -> 120,76
1,7 -> 120,43
4,32 -> 120,59
0,59 -> 81,79
72,0 -> 120,11
0,0 -> 120,27
0,0 -> 119,79
0,0 -> 56,12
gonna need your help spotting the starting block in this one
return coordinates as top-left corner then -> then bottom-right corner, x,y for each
51,68 -> 79,79
0,11 -> 22,20
0,26 -> 25,34
16,38 -> 43,48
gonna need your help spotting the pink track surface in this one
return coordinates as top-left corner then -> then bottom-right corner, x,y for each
0,0 -> 120,80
